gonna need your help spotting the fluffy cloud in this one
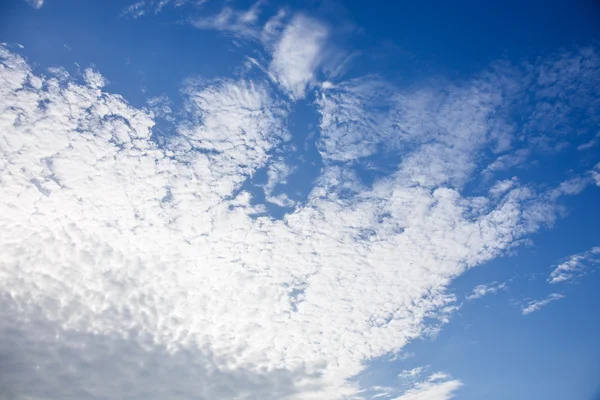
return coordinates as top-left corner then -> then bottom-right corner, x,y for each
522,294 -> 565,315
0,43 -> 592,400
548,246 -> 600,284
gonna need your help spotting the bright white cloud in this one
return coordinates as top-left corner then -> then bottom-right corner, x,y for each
268,15 -> 328,100
398,366 -> 428,379
522,294 -> 565,315
0,44 -> 593,400
548,246 -> 600,284
466,281 -> 508,300
190,8 -> 339,101
393,373 -> 462,400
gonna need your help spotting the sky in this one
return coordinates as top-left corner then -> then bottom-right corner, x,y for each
0,1 -> 599,399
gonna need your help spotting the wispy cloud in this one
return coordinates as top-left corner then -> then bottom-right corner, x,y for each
190,7 -> 332,100
190,2 -> 266,41
398,366 -> 428,379
121,0 -> 208,18
25,0 -> 44,9
393,373 -> 462,400
268,15 -> 328,100
522,294 -> 565,315
466,281 -> 508,300
549,246 -> 600,284
592,163 -> 600,186
262,159 -> 295,207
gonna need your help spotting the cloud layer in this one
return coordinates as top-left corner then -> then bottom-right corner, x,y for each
0,40 -> 597,400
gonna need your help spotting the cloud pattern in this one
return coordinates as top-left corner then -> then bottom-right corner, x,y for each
0,33 -> 599,400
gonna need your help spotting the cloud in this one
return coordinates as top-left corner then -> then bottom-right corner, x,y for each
548,246 -> 600,284
522,294 -> 565,315
577,132 -> 600,151
393,373 -> 462,400
0,293 -> 319,400
25,0 -> 44,8
483,149 -> 531,178
263,159 -> 296,207
268,15 -> 328,99
522,47 -> 600,151
466,281 -> 508,300
398,366 -> 428,379
190,1 -> 267,41
489,178 -> 519,197
121,0 -> 208,18
189,7 -> 335,100
0,44 -> 595,399
592,163 -> 600,186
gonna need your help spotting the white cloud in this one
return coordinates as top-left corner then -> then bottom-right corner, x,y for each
191,2 -> 266,41
548,246 -> 600,284
489,177 -> 518,197
393,373 -> 462,400
483,149 -> 531,177
189,7 -> 336,100
466,281 -> 507,300
0,44 -> 594,399
268,15 -> 328,99
398,366 -> 428,379
523,47 -> 600,151
263,159 -> 296,207
121,0 -> 146,18
592,163 -> 600,186
25,0 -> 44,9
522,294 -> 565,315
577,132 -> 600,151
122,0 -> 208,18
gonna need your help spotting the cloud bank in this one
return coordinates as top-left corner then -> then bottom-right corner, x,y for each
0,41 -> 597,399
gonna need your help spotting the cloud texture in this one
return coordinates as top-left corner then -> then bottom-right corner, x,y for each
0,41 -> 597,399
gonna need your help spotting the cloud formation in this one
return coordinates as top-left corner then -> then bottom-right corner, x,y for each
393,373 -> 462,400
121,0 -> 207,18
548,246 -> 600,284
268,15 -> 328,100
522,294 -> 565,315
25,0 -> 44,8
466,281 -> 508,300
0,41 -> 596,399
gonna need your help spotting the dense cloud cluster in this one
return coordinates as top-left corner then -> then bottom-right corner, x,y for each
0,26 -> 598,400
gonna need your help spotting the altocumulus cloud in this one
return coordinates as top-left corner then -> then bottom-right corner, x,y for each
0,41 -> 598,400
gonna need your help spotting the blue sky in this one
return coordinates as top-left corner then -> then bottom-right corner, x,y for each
1,1 -> 599,399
